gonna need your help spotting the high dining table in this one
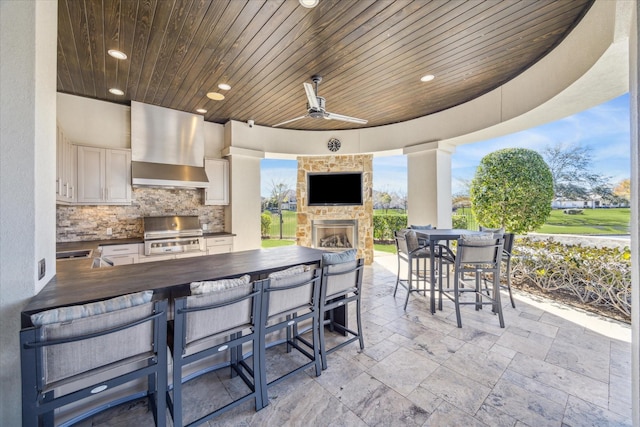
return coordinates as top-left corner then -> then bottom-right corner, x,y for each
414,229 -> 486,314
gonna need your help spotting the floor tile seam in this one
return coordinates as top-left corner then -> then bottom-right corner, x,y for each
423,363 -> 494,399
424,399 -> 493,427
561,394 -> 633,427
501,361 -> 613,410
539,350 -> 612,387
474,397 -> 523,427
306,374 -> 369,423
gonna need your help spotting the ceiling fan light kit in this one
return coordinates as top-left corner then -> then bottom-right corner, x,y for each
273,75 -> 368,128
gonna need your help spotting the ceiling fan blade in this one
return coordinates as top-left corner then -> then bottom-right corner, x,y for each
324,111 -> 368,125
272,115 -> 308,128
303,83 -> 320,110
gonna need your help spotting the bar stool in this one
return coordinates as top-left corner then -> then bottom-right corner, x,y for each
437,234 -> 505,328
168,275 -> 265,426
259,266 -> 323,406
21,291 -> 168,427
394,229 -> 431,310
479,226 -> 516,308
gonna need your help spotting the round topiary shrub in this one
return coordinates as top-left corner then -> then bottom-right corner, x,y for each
470,148 -> 554,234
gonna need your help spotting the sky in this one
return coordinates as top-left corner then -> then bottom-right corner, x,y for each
260,93 -> 631,198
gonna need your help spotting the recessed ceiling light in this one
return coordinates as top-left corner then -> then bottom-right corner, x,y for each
107,49 -> 127,60
109,88 -> 124,96
218,83 -> 231,91
206,92 -> 225,101
196,108 -> 207,114
299,0 -> 319,8
420,74 -> 435,82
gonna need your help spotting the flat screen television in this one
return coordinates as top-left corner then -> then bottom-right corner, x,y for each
307,172 -> 363,206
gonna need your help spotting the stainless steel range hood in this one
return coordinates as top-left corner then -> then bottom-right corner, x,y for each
131,101 -> 209,188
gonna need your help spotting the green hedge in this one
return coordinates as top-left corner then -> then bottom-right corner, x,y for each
451,214 -> 468,229
373,214 -> 407,242
260,212 -> 272,238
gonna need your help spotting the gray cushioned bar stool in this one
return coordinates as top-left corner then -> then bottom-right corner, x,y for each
479,226 -> 516,308
437,234 -> 505,328
168,276 -> 265,426
21,291 -> 168,427
258,266 -> 323,406
394,229 -> 432,310
314,250 -> 365,370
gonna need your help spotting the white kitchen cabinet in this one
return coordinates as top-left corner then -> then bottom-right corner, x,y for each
206,235 -> 233,255
56,124 -> 76,203
76,146 -> 131,204
137,254 -> 176,263
203,158 -> 229,205
100,243 -> 140,265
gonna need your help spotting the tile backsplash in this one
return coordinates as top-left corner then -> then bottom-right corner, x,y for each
57,187 -> 225,242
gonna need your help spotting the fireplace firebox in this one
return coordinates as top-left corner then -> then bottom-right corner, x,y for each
312,219 -> 358,250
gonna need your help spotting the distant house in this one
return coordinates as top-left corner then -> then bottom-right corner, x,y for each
552,198 -> 600,209
551,196 -> 628,209
280,191 -> 297,211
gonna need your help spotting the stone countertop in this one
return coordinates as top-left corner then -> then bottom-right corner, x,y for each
24,245 -> 325,325
55,232 -> 237,277
56,232 -> 236,251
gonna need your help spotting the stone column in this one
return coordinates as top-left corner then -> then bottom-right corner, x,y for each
405,141 -> 456,229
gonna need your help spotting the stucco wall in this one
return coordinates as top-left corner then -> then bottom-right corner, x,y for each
0,1 -> 57,424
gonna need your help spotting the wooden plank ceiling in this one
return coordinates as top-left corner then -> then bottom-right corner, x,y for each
57,0 -> 594,130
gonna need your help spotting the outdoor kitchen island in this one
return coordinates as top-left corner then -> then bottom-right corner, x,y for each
21,245 -> 326,326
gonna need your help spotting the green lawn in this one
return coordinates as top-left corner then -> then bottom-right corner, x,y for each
261,238 -> 296,248
535,208 -> 630,235
261,207 -> 631,249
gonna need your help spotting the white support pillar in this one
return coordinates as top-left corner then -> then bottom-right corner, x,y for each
629,1 -> 639,424
222,146 -> 264,251
405,142 -> 456,229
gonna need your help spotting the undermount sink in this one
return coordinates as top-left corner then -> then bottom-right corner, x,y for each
56,249 -> 93,260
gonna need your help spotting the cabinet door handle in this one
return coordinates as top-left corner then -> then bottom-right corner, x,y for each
56,178 -> 60,195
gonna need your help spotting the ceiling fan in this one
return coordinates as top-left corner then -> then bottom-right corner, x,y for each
273,75 -> 368,127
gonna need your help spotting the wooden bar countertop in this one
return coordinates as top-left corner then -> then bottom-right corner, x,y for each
22,245 -> 325,325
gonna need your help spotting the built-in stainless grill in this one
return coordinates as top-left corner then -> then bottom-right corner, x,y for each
143,216 -> 205,256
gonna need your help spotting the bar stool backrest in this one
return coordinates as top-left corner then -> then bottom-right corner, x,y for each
456,235 -> 504,265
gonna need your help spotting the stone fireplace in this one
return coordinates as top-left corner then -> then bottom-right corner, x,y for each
296,154 -> 374,264
312,219 -> 358,250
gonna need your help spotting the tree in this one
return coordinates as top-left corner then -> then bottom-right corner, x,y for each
614,178 -> 631,201
378,192 -> 392,213
269,180 -> 292,239
470,148 -> 554,234
541,142 -> 607,199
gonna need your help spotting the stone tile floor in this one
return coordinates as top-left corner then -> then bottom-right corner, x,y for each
81,252 -> 633,426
